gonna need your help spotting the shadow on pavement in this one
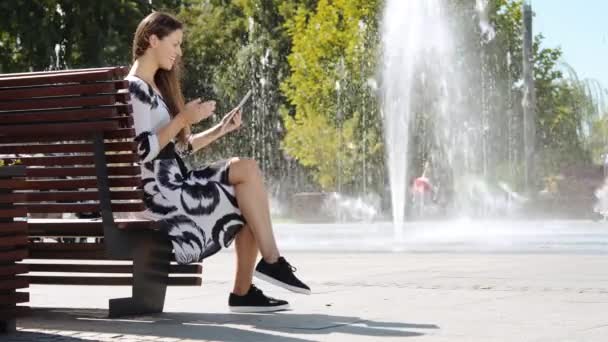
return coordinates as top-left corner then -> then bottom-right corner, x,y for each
5,331 -> 96,342
17,307 -> 440,341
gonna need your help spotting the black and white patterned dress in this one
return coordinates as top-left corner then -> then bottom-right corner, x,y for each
126,75 -> 244,264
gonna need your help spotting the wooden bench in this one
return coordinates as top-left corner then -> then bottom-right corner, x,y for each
0,67 -> 203,326
0,164 -> 28,333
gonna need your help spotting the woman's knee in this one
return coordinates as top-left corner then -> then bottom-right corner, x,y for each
229,158 -> 261,183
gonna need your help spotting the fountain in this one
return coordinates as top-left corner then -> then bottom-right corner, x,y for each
380,0 -> 526,233
270,1 -> 608,255
381,0 -> 460,236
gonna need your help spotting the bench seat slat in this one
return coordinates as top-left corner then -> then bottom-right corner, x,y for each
28,218 -> 155,236
28,242 -> 184,263
25,276 -> 201,286
28,223 -> 104,237
28,243 -> 106,259
25,263 -> 202,274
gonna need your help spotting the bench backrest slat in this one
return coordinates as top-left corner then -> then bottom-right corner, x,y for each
0,142 -> 136,155
0,69 -> 126,87
0,121 -> 121,136
0,190 -> 143,203
0,107 -> 122,124
25,166 -> 141,178
0,67 -> 128,79
12,153 -> 139,166
0,93 -> 130,111
18,203 -> 145,214
0,128 -> 136,144
0,80 -> 128,101
0,177 -> 142,191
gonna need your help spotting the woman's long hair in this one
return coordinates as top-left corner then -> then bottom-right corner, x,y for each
132,12 -> 190,144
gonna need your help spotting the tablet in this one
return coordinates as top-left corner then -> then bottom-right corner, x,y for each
234,90 -> 252,112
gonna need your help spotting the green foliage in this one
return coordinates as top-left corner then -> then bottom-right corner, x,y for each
0,0 -> 183,72
587,115 -> 608,163
558,66 -> 608,165
177,0 -> 317,190
1,0 -> 604,196
281,0 -> 382,191
482,0 -> 595,181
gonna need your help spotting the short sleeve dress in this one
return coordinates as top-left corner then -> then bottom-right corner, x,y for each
126,75 -> 245,264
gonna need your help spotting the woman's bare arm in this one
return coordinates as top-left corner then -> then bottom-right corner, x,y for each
189,124 -> 224,153
188,109 -> 242,153
156,114 -> 188,150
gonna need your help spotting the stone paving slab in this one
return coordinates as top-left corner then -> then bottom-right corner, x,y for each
7,251 -> 608,341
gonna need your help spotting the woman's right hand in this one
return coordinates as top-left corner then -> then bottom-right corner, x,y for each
180,99 -> 216,125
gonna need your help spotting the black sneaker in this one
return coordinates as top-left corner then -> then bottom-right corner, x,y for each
254,257 -> 311,295
228,285 -> 290,313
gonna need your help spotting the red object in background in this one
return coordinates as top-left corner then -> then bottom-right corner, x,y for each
413,176 -> 432,193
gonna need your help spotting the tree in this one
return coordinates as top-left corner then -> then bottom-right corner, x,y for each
281,0 -> 383,192
0,0 -> 180,72
475,0 -> 592,183
177,0 -> 318,196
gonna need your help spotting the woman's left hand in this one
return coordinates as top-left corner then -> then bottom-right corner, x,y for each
219,109 -> 242,135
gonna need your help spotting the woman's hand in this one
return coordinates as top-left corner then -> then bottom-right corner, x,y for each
219,109 -> 242,135
180,99 -> 216,126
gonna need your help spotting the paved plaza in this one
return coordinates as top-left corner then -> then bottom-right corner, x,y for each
4,220 -> 608,341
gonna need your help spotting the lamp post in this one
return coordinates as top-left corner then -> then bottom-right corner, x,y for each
522,0 -> 537,193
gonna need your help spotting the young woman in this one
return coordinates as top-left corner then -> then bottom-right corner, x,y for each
127,12 -> 309,313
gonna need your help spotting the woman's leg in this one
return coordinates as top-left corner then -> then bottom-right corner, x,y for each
229,224 -> 291,312
228,158 -> 280,263
233,224 -> 258,295
228,158 -> 310,295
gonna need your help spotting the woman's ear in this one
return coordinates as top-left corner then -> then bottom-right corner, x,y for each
149,34 -> 160,48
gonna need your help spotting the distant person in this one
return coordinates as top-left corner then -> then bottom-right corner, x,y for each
593,177 -> 608,221
412,162 -> 436,216
413,174 -> 433,196
126,12 -> 310,313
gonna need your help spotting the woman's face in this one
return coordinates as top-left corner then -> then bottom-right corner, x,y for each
151,29 -> 183,71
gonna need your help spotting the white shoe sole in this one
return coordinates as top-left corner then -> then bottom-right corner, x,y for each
254,271 -> 312,295
229,303 -> 290,313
